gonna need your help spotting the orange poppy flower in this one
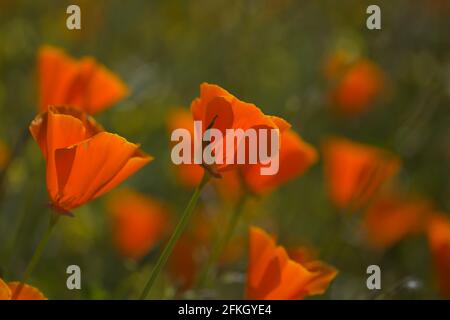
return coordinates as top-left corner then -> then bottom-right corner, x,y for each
167,108 -> 245,201
167,108 -> 204,188
241,129 -> 318,194
0,278 -> 47,300
427,214 -> 450,298
287,247 -> 339,296
329,59 -> 384,116
38,45 -> 128,114
190,83 -> 290,173
0,140 -> 10,170
107,189 -> 171,260
323,137 -> 401,211
246,226 -> 337,300
30,106 -> 152,213
362,193 -> 433,249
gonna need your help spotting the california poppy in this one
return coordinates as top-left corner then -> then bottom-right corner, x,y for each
323,137 -> 400,211
30,106 -> 152,213
190,83 -> 290,174
246,226 -> 337,300
327,57 -> 384,116
427,214 -> 450,298
0,278 -> 46,300
167,108 -> 204,188
362,193 -> 433,249
167,108 -> 244,203
38,45 -> 128,114
107,189 -> 171,260
169,106 -> 316,196
241,129 -> 318,194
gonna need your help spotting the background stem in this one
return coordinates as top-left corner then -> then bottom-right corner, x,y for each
11,212 -> 59,299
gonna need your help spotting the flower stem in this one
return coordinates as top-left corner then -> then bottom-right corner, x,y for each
138,172 -> 211,300
11,212 -> 60,300
197,194 -> 247,288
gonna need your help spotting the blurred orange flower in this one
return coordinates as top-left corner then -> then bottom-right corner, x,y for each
168,236 -> 199,291
38,45 -> 128,114
327,57 -> 385,116
323,50 -> 354,81
427,214 -> 450,298
30,106 -> 152,213
362,193 -> 433,249
0,278 -> 46,300
323,137 -> 400,211
168,209 -> 244,291
190,83 -> 290,174
241,129 -> 318,194
0,140 -> 10,170
107,189 -> 171,260
246,226 -> 337,300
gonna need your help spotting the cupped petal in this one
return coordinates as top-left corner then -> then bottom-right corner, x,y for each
8,282 -> 47,300
66,57 -> 128,115
53,132 -> 151,210
93,148 -> 153,200
37,45 -> 127,114
38,45 -> 79,112
247,227 -> 337,300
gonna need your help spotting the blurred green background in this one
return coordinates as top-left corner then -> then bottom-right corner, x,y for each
0,0 -> 449,299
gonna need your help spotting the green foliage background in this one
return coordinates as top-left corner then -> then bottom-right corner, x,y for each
0,0 -> 449,299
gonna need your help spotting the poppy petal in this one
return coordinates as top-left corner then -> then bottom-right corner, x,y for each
8,282 -> 47,300
54,132 -> 151,210
0,278 -> 11,300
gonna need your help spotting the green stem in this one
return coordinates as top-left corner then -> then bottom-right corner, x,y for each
197,194 -> 247,288
11,212 -> 59,300
138,172 -> 211,300
2,170 -> 39,277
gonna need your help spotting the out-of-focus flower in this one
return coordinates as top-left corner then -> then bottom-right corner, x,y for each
0,278 -> 46,300
326,55 -> 385,116
168,236 -> 198,291
323,50 -> 354,81
362,193 -> 434,249
427,214 -> 450,298
0,140 -> 10,170
38,45 -> 128,114
241,128 -> 318,194
246,226 -> 337,300
323,137 -> 401,211
30,106 -> 152,213
168,209 -> 244,291
107,189 -> 171,260
190,83 -> 290,174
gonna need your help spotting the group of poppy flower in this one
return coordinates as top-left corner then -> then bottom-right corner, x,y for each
0,45 -> 449,300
